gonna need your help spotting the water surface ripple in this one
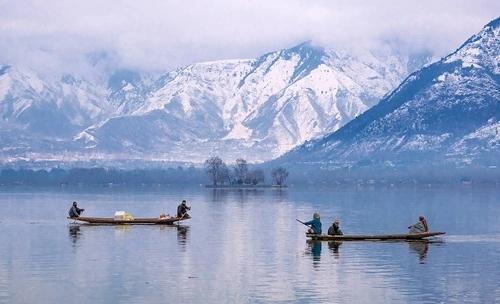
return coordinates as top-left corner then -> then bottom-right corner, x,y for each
0,186 -> 499,303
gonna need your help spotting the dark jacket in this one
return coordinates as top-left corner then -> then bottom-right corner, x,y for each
328,224 -> 343,236
68,206 -> 84,218
304,218 -> 322,234
177,203 -> 191,217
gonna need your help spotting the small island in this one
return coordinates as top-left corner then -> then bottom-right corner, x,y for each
203,157 -> 289,188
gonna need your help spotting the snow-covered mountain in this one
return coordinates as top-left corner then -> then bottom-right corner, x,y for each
72,42 -> 429,163
0,42 -> 430,167
277,18 -> 500,169
0,66 -> 107,136
0,65 -> 158,161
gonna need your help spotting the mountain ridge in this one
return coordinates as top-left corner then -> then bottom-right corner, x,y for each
276,17 -> 500,169
0,41 -> 431,167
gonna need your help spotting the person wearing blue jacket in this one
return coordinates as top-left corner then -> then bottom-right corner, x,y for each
304,213 -> 322,234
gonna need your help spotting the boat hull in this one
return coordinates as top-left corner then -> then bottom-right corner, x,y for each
68,216 -> 189,225
306,231 -> 445,241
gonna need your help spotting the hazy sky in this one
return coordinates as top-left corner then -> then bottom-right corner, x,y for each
1,0 -> 499,76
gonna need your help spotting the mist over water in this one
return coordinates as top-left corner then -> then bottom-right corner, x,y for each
0,185 -> 499,303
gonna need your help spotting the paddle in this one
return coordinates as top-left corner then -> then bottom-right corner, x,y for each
298,219 -> 317,235
177,205 -> 191,224
296,219 -> 308,227
178,213 -> 184,225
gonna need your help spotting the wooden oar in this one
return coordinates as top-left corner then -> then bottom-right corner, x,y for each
177,205 -> 191,225
296,219 -> 308,226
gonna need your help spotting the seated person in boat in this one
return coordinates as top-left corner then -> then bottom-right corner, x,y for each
68,201 -> 85,218
328,219 -> 343,236
177,200 -> 191,218
408,215 -> 429,234
304,213 -> 322,234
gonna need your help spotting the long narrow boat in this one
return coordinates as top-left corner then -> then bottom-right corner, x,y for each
68,216 -> 190,225
306,231 -> 445,241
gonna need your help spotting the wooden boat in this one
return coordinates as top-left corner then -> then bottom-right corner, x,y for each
306,231 -> 445,241
68,216 -> 190,225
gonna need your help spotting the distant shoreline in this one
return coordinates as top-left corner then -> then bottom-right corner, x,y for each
205,184 -> 288,188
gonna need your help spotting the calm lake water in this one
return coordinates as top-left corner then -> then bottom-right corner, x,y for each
0,185 -> 499,303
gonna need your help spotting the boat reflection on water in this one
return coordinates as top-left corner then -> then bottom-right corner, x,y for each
408,238 -> 444,264
160,224 -> 190,249
176,225 -> 190,247
113,225 -> 133,236
68,224 -> 82,247
304,238 -> 443,265
409,241 -> 429,263
328,241 -> 342,260
306,240 -> 322,268
306,240 -> 343,267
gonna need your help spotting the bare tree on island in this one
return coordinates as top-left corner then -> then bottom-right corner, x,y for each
205,156 -> 273,186
205,156 -> 229,185
271,166 -> 289,186
219,162 -> 231,185
248,168 -> 265,185
233,158 -> 248,185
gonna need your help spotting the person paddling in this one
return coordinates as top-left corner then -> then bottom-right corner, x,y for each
68,201 -> 85,218
177,200 -> 191,219
408,215 -> 429,234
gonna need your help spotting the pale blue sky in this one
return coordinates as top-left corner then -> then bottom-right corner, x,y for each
1,0 -> 499,76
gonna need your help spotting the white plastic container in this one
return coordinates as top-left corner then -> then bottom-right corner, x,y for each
114,211 -> 125,220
